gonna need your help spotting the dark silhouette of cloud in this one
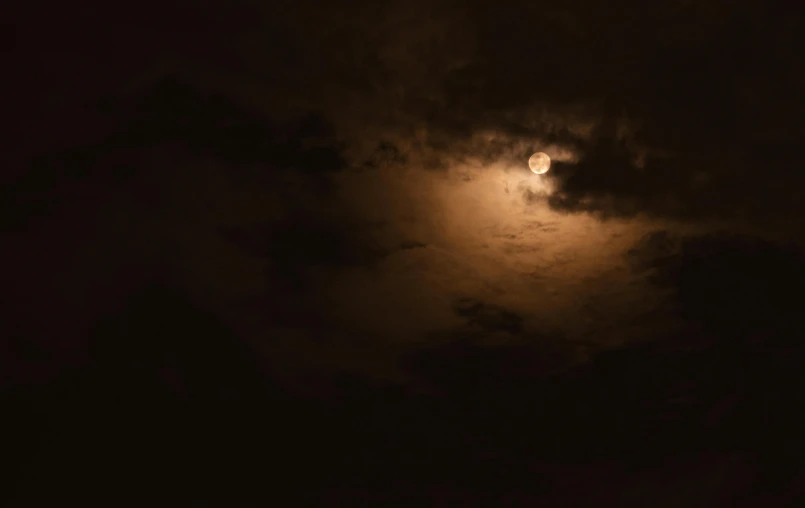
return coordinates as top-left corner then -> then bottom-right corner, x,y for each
398,240 -> 428,251
453,298 -> 525,335
7,282 -> 291,505
642,233 -> 805,341
97,78 -> 346,171
626,229 -> 679,273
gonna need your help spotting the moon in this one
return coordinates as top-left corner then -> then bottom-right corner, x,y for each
528,152 -> 551,175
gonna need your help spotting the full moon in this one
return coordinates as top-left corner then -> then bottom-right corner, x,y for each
528,152 -> 551,175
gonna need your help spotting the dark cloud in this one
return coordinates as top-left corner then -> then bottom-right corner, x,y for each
87,283 -> 272,399
444,1 -> 805,222
626,229 -> 679,272
453,298 -> 525,335
237,0 -> 805,224
621,232 -> 805,485
639,232 -> 805,341
221,220 -> 383,269
15,0 -> 804,224
3,76 -> 350,236
398,240 -> 428,251
403,333 -> 577,392
96,78 -> 346,172
10,282 -> 298,505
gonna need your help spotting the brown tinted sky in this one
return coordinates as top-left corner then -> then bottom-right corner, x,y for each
5,0 -> 805,389
8,1 -> 805,505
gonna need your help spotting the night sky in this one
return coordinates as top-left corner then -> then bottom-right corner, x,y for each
6,1 -> 805,506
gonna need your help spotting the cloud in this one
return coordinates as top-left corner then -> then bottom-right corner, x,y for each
12,0 -> 805,228
453,298 -> 524,335
626,230 -> 679,273
627,230 -> 805,344
225,0 -> 805,226
8,0 -> 804,393
10,5 -> 805,503
650,234 -> 805,340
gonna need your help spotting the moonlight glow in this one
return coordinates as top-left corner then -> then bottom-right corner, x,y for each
529,152 -> 551,175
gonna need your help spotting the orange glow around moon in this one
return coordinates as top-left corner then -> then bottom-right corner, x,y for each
529,152 -> 551,175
